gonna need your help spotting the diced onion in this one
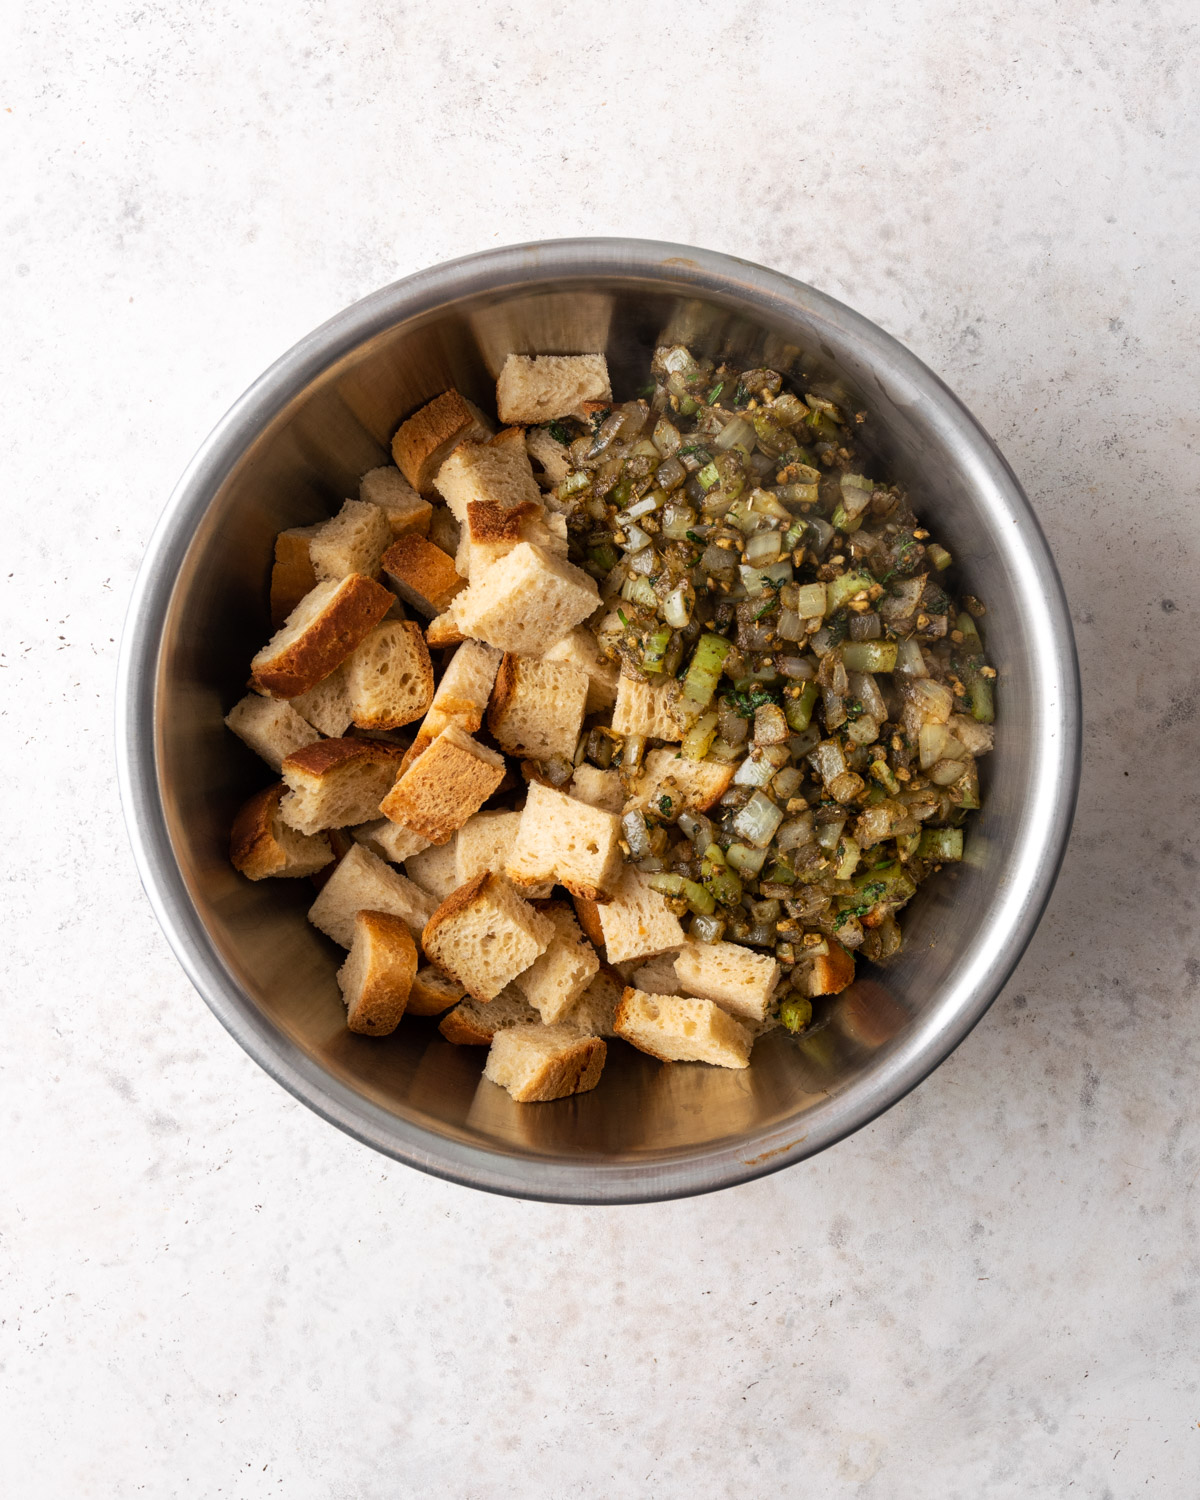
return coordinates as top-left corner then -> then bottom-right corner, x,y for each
732,790 -> 784,847
726,842 -> 769,876
744,530 -> 783,566
714,416 -> 756,452
662,583 -> 694,629
776,813 -> 815,851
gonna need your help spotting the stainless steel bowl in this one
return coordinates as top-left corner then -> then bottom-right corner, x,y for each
116,239 -> 1080,1203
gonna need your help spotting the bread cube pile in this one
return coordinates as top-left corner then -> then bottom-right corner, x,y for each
223,354 -> 791,1104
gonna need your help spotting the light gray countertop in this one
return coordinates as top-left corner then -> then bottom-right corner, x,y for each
4,4 -> 1198,1495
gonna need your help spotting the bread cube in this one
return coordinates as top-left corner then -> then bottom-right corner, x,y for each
350,818 -> 430,865
343,619 -> 434,730
279,738 -> 405,834
543,628 -> 619,715
425,610 -> 465,649
404,838 -> 461,902
405,964 -> 465,1017
513,904 -> 600,1023
308,843 -> 436,949
525,426 -> 573,487
674,940 -> 780,1022
626,748 -> 734,820
381,535 -> 465,618
434,427 -> 541,523
487,654 -> 588,761
559,966 -> 624,1036
336,910 -> 418,1035
421,872 -> 554,1002
454,499 -> 567,581
391,390 -> 492,494
422,638 -> 502,740
359,466 -> 433,537
484,1024 -> 606,1103
631,950 -> 684,997
614,988 -> 751,1069
568,764 -> 624,814
438,986 -> 540,1045
505,782 -> 623,902
594,866 -> 686,965
611,672 -> 687,741
447,543 -> 599,657
496,353 -> 611,424
252,574 -> 396,699
225,693 -> 320,772
455,810 -> 553,901
380,723 -> 505,843
230,784 -> 334,881
308,499 -> 393,582
289,662 -> 354,737
809,941 -> 856,997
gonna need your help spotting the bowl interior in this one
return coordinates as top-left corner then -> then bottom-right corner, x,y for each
134,247 -> 1075,1199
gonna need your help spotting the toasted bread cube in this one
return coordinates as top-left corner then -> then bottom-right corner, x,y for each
525,426 -> 573,487
380,723 -> 505,843
434,427 -> 542,524
496,353 -> 612,424
426,610 -> 465,649
543,628 -> 619,715
307,846 -> 438,948
404,838 -> 461,902
614,988 -> 751,1069
560,966 -> 623,1036
420,638 -> 502,743
611,673 -> 687,741
571,894 -> 606,951
251,574 -> 396,699
438,985 -> 540,1045
626,748 -> 734,821
567,764 -> 624,814
454,499 -> 566,581
225,693 -> 321,772
230,784 -> 334,881
595,866 -> 686,965
308,843 -> 436,949
487,654 -> 588,762
359,466 -> 433,538
505,782 -> 623,902
343,619 -> 434,730
447,543 -> 599,658
381,535 -> 465,619
350,819 -> 430,865
484,1023 -> 606,1103
336,910 -> 418,1035
279,738 -> 404,834
270,524 -> 321,627
809,942 -> 856,997
422,872 -> 554,1002
309,499 -> 393,583
513,904 -> 600,1023
455,810 -> 553,900
631,950 -> 684,997
392,390 -> 493,495
674,940 -> 780,1022
289,662 -> 354,737
405,964 -> 466,1017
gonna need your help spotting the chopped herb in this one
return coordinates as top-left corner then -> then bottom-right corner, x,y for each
753,593 -> 781,621
685,529 -> 704,544
658,794 -> 673,815
638,381 -> 657,398
733,382 -> 750,408
547,419 -> 573,445
707,382 -> 724,404
617,608 -> 630,628
679,445 -> 712,461
590,406 -> 612,433
729,686 -> 779,718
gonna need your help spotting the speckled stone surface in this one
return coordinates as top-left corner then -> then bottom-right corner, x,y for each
4,4 -> 1199,1495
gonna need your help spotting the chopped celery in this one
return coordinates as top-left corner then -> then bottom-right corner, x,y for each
825,571 -> 875,612
642,626 -> 672,674
928,544 -> 953,570
681,711 -> 719,761
841,639 -> 897,673
682,632 -> 733,705
834,836 -> 861,880
784,680 -> 820,731
697,462 -> 719,490
726,842 -> 769,877
918,828 -> 964,862
779,995 -> 813,1033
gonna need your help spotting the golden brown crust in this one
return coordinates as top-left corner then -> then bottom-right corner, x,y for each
405,963 -> 465,1017
465,499 -> 540,549
437,1005 -> 494,1046
421,872 -> 493,997
810,942 -> 856,997
253,574 -> 395,698
379,728 -> 505,842
486,653 -> 519,739
391,390 -> 480,493
572,893 -> 606,951
398,730 -> 435,776
509,1035 -> 606,1102
381,535 -> 465,616
346,910 -> 418,1035
426,611 -> 465,648
281,736 -> 405,781
230,784 -> 285,879
270,529 -> 318,629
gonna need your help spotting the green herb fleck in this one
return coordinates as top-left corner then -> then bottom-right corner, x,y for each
658,794 -> 673,815
729,686 -> 779,718
708,382 -> 724,404
547,419 -> 573,445
685,529 -> 704,544
590,407 -> 612,433
733,382 -> 750,408
617,608 -> 630,629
